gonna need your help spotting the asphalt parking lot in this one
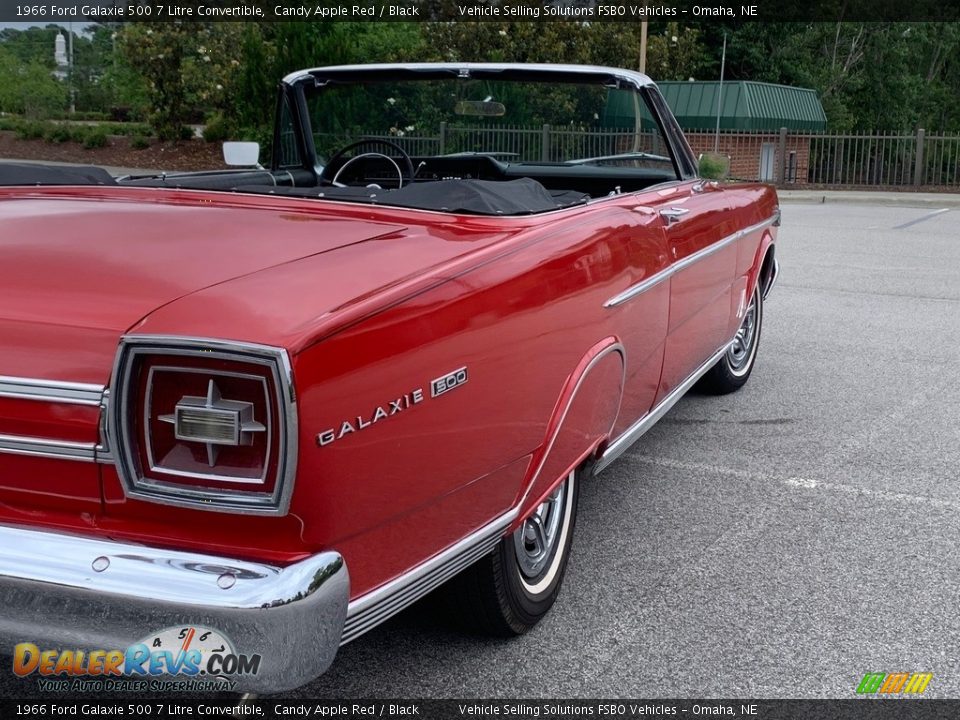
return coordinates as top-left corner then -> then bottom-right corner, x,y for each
3,199 -> 959,700
291,200 -> 960,699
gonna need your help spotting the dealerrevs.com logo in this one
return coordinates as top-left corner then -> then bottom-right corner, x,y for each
13,626 -> 261,692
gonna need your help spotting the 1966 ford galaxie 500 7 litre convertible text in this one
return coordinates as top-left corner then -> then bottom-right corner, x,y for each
0,64 -> 778,692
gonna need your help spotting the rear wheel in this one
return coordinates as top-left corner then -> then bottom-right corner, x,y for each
446,469 -> 580,636
698,284 -> 763,395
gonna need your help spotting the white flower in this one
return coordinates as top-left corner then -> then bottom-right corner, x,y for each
405,125 -> 415,132
498,30 -> 507,36
386,97 -> 396,105
203,55 -> 211,62
216,84 -> 223,90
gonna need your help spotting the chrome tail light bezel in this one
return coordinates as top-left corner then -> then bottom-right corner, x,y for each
109,335 -> 298,516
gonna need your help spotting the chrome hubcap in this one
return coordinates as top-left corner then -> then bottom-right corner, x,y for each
727,293 -> 758,372
514,481 -> 567,579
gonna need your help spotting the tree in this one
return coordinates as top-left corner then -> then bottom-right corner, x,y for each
119,23 -> 245,140
0,44 -> 66,118
705,22 -> 960,132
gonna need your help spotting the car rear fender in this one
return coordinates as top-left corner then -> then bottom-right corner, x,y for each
510,337 -> 625,531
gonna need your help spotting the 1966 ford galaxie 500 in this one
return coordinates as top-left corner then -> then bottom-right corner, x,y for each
0,64 -> 778,692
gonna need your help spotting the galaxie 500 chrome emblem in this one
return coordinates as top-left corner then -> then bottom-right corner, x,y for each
316,367 -> 468,447
431,366 -> 467,397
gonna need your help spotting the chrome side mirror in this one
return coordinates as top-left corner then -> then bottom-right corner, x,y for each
223,141 -> 261,168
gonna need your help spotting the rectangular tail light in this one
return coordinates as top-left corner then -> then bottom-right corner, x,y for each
108,336 -> 297,515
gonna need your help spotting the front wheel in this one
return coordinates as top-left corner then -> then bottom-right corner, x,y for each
445,469 -> 580,636
697,284 -> 763,395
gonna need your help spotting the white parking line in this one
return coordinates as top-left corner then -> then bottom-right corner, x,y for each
893,207 -> 950,230
626,454 -> 960,511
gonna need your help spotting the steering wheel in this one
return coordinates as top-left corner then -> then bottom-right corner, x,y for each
320,139 -> 415,189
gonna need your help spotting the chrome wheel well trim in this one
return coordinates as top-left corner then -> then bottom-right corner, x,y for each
341,342 -> 625,645
593,333 -> 737,475
761,245 -> 779,301
514,340 -> 625,514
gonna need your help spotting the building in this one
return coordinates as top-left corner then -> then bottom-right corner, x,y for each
656,81 -> 827,182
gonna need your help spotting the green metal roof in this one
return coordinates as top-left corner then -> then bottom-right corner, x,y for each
655,81 -> 827,131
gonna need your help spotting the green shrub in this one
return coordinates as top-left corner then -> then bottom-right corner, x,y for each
131,135 -> 151,150
15,121 -> 45,140
0,116 -> 24,132
47,111 -> 110,122
44,125 -> 73,143
83,130 -> 108,149
202,115 -> 235,144
698,152 -> 730,181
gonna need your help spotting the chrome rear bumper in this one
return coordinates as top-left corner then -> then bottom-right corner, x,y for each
0,524 -> 348,693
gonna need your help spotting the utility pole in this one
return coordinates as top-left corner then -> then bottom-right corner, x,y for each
68,21 -> 75,114
638,20 -> 648,74
714,32 -> 726,152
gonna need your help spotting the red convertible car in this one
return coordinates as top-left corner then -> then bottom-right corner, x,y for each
0,64 -> 778,692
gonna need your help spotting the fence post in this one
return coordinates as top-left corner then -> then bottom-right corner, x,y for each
777,127 -> 788,185
913,128 -> 925,187
439,122 -> 447,155
541,124 -> 551,162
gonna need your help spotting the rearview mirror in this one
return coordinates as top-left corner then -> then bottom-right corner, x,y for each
698,152 -> 730,181
454,100 -> 506,117
223,141 -> 261,168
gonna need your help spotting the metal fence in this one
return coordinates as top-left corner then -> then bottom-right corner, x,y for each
687,127 -> 960,189
313,125 -> 960,190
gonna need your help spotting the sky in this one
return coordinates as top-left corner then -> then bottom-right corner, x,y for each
0,21 -> 94,35
1,22 -> 63,30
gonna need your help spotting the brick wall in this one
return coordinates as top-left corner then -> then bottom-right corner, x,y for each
684,131 -> 812,183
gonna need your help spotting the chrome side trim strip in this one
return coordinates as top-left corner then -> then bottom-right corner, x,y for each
593,338 -> 734,475
0,433 -> 98,462
341,508 -> 518,645
603,266 -> 673,308
0,376 -> 104,407
604,212 -> 779,309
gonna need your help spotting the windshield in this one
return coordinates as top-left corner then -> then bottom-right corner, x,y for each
302,78 -> 675,173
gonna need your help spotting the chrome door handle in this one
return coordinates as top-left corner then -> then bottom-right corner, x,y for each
660,207 -> 690,225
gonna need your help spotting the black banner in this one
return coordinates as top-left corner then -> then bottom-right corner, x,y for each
1,700 -> 960,720
0,0 -> 958,23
